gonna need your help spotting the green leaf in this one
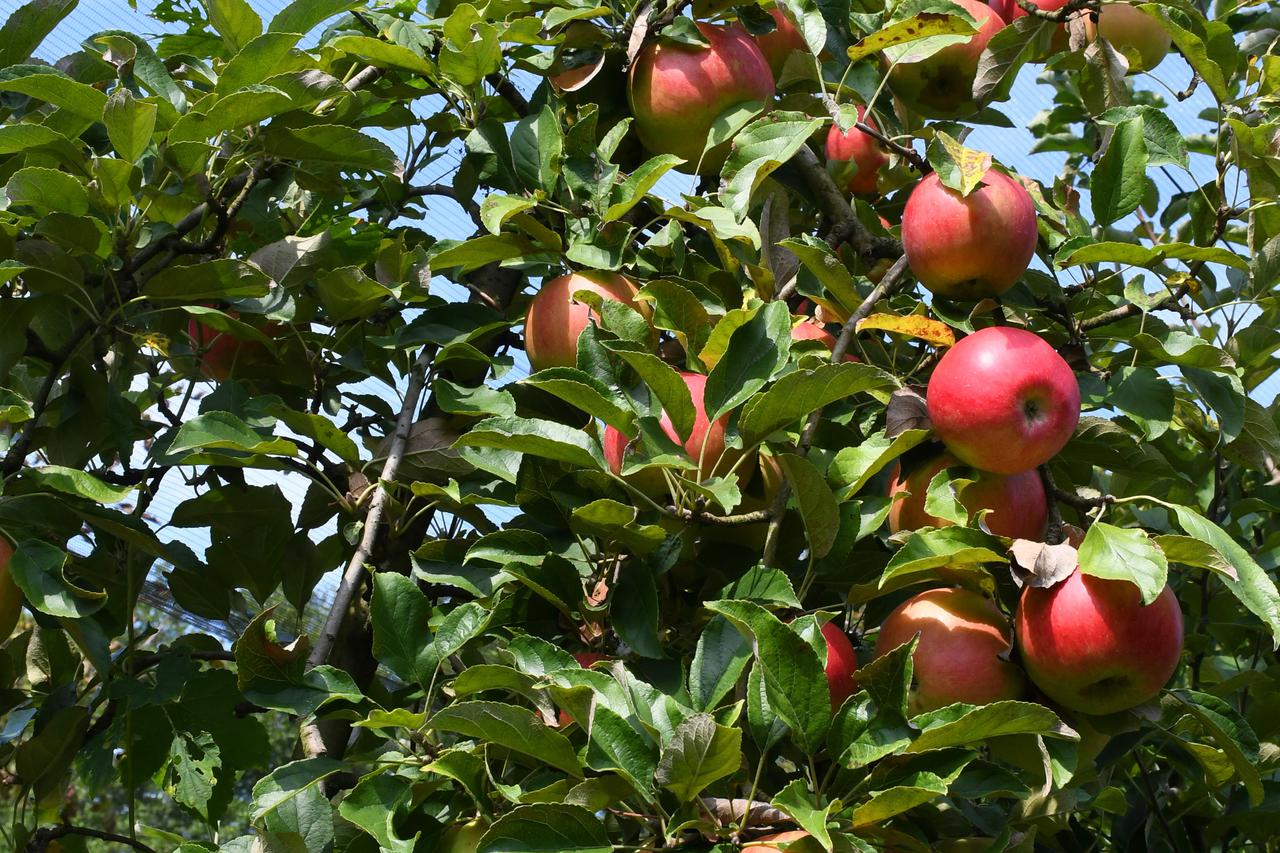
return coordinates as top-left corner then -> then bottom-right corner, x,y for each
1109,366 -> 1173,440
689,616 -> 751,711
1155,535 -> 1236,580
609,561 -> 663,657
208,0 -> 262,51
9,541 -> 106,618
909,701 -> 1077,752
456,416 -> 606,470
973,15 -> 1056,103
250,757 -> 344,821
704,300 -> 792,419
741,362 -> 898,444
722,112 -> 824,221
1097,105 -> 1188,168
477,804 -> 610,853
719,565 -> 802,609
0,66 -> 108,120
522,368 -> 634,433
1170,505 -> 1280,646
169,732 -> 221,821
706,599 -> 831,754
370,573 -> 436,689
655,712 -> 743,801
216,31 -> 304,93
337,775 -> 417,853
263,123 -> 399,172
1091,116 -> 1147,227
779,234 -> 864,316
606,154 -> 682,222
1167,689 -> 1262,806
24,465 -> 133,504
0,0 -> 78,70
329,34 -> 435,74
431,233 -> 535,273
269,0 -> 359,33
169,412 -> 299,457
103,88 -> 157,163
5,166 -> 88,216
600,340 -> 695,441
1183,367 -> 1245,442
880,527 -> 1008,588
1136,3 -> 1235,103
511,104 -> 564,194
770,779 -> 834,850
581,703 -> 658,793
481,195 -> 537,236
143,259 -> 272,300
777,453 -> 840,558
829,429 -> 930,498
849,10 -> 976,65
1078,522 -> 1169,605
922,466 -> 971,527
430,701 -> 584,778
1058,241 -> 1246,271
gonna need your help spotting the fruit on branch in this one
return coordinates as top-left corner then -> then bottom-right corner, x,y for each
524,271 -> 648,371
901,169 -> 1038,300
927,327 -> 1080,474
888,451 -> 1048,540
557,652 -> 609,728
603,371 -> 751,486
790,317 -> 858,362
743,831 -> 818,852
629,22 -> 775,173
440,818 -> 488,853
1085,2 -> 1172,73
187,313 -> 283,381
886,0 -> 1005,118
754,5 -> 809,78
0,538 -> 20,642
1017,568 -> 1183,714
821,620 -> 859,708
990,0 -> 1068,22
875,587 -> 1025,714
825,106 -> 889,196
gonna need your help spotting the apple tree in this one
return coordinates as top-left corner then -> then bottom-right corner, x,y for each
0,0 -> 1277,850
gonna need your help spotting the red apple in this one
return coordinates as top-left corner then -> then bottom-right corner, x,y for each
821,620 -> 859,709
754,6 -> 808,78
825,106 -> 888,196
790,318 -> 858,362
887,0 -> 1005,118
926,327 -> 1080,475
988,0 -> 1070,52
743,831 -> 817,852
1085,2 -> 1172,73
875,587 -> 1025,714
628,22 -> 775,173
901,168 -> 1038,300
0,538 -> 19,642
187,313 -> 283,381
603,371 -> 750,485
1017,568 -> 1183,714
524,271 -> 648,372
888,451 -> 1047,540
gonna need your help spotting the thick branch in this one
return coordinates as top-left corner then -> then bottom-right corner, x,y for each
486,73 -> 530,116
790,145 -> 902,258
28,825 -> 156,853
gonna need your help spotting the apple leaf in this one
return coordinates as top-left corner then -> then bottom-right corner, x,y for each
908,701 -> 1078,753
922,465 -> 971,527
431,702 -> 584,778
740,363 -> 899,445
1166,690 -> 1263,806
655,713 -> 742,801
1091,116 -> 1148,227
880,526 -> 1009,589
690,616 -> 752,711
771,778 -> 835,849
851,10 -> 976,66
1077,522 -> 1168,605
856,312 -> 956,346
829,429 -> 931,499
926,131 -> 992,196
477,804 -> 611,853
778,452 -> 841,558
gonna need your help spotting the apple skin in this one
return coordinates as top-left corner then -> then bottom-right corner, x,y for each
901,169 -> 1038,300
888,451 -> 1047,540
755,6 -> 808,78
1017,568 -> 1183,715
821,621 -> 859,709
440,818 -> 488,853
188,315 -> 282,381
629,22 -> 775,173
743,831 -> 819,852
825,106 -> 888,196
1086,2 -> 1172,73
926,327 -> 1081,475
603,371 -> 750,484
875,587 -> 1025,714
0,538 -> 19,642
790,318 -> 858,362
887,0 -> 1005,118
525,272 -> 648,372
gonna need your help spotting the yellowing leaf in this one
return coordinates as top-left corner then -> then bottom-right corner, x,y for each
855,313 -> 955,347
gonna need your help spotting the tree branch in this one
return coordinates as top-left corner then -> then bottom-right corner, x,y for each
790,144 -> 902,259
664,505 -> 772,526
1014,0 -> 1097,21
28,825 -> 156,853
486,72 -> 530,116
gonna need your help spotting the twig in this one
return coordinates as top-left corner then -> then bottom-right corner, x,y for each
1077,284 -> 1190,331
790,145 -> 902,258
1014,0 -> 1097,22
760,256 -> 912,565
822,95 -> 929,174
1175,72 -> 1200,101
664,506 -> 772,526
301,344 -> 437,758
1039,465 -> 1066,543
28,825 -> 157,853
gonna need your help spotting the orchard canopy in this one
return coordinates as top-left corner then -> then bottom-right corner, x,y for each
0,0 -> 1278,850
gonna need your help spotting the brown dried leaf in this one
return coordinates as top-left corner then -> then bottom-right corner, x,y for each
1009,539 -> 1079,589
886,385 -> 931,438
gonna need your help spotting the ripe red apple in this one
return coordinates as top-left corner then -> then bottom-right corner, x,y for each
440,818 -> 488,853
524,271 -> 648,372
557,652 -> 609,728
886,0 -> 1005,118
743,831 -> 817,852
875,587 -> 1025,714
927,327 -> 1080,475
825,106 -> 888,196
1017,568 -> 1183,715
603,371 -> 750,485
1085,2 -> 1172,73
628,22 -> 775,173
187,314 -> 283,381
888,451 -> 1047,540
790,318 -> 858,362
754,6 -> 808,78
0,538 -> 20,642
821,620 -> 859,709
901,169 -> 1038,300
988,0 -> 1070,52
